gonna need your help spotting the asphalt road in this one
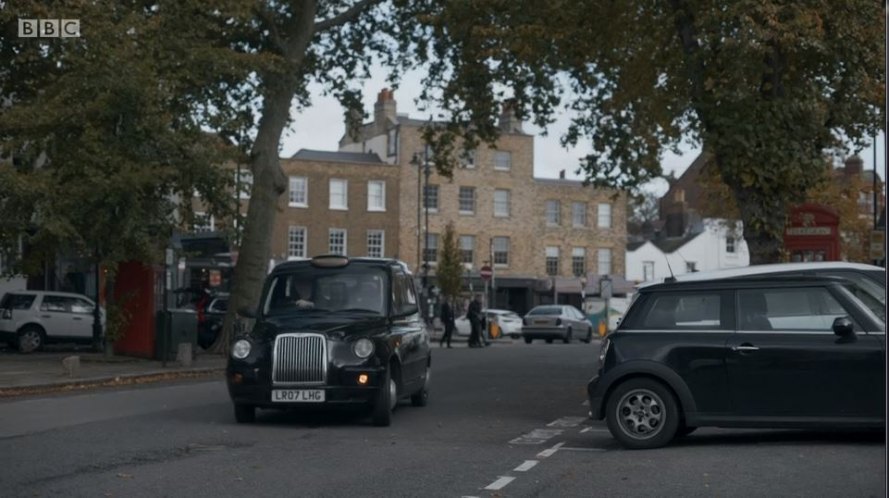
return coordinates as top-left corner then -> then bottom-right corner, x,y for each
0,339 -> 884,497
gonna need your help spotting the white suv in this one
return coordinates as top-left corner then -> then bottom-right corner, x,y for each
0,291 -> 106,353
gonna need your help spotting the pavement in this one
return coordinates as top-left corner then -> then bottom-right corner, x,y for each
0,328 -> 493,398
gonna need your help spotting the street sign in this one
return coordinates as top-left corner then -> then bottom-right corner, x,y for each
480,265 -> 493,281
600,276 -> 613,299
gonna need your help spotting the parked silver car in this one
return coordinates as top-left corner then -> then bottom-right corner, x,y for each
455,309 -> 523,338
0,291 -> 105,353
521,305 -> 594,344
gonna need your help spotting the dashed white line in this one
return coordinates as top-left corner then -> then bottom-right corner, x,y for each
537,441 -> 565,458
546,416 -> 587,428
580,427 -> 610,433
484,476 -> 516,491
559,446 -> 607,452
581,399 -> 590,406
509,428 -> 563,445
513,460 -> 539,472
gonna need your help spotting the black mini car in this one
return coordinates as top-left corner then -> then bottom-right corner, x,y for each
588,275 -> 885,449
226,255 -> 431,426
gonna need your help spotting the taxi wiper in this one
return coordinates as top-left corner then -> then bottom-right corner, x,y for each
338,308 -> 381,314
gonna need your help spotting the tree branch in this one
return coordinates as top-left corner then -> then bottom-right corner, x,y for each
313,0 -> 382,33
259,7 -> 286,54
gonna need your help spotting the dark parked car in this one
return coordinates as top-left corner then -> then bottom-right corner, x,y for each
521,305 -> 594,344
588,275 -> 885,449
197,294 -> 228,350
226,255 -> 431,426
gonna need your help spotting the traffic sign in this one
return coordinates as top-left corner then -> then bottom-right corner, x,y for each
480,265 -> 493,281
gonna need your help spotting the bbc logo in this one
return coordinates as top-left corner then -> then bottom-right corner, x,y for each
18,19 -> 81,38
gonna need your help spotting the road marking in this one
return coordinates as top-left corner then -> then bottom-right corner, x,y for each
514,460 -> 539,472
580,427 -> 609,433
484,476 -> 516,491
509,428 -> 563,445
559,446 -> 607,452
546,416 -> 587,428
537,441 -> 565,458
581,399 -> 590,406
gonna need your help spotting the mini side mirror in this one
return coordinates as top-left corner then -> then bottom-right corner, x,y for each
238,306 -> 256,319
832,317 -> 854,338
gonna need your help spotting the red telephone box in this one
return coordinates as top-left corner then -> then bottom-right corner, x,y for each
784,203 -> 840,262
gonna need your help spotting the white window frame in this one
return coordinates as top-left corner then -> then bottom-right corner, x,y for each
597,203 -> 612,229
492,237 -> 510,266
597,248 -> 612,275
424,184 -> 439,212
287,226 -> 307,259
572,247 -> 586,277
546,200 -> 561,226
329,228 -> 347,255
460,235 -> 475,264
235,170 -> 253,200
367,229 -> 385,258
367,180 -> 386,212
458,186 -> 476,215
461,149 -> 476,169
387,127 -> 398,157
289,176 -> 308,208
423,233 -> 440,265
494,189 -> 510,218
545,246 -> 560,276
572,202 -> 587,227
643,261 -> 655,281
494,150 -> 512,171
193,212 -> 215,233
726,236 -> 736,254
329,179 -> 348,210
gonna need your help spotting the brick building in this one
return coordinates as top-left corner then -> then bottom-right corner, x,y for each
204,89 -> 627,314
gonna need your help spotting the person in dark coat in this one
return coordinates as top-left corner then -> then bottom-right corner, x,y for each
467,293 -> 483,348
439,299 -> 456,348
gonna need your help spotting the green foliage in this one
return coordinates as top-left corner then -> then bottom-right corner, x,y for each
437,222 -> 463,301
0,1 -> 253,270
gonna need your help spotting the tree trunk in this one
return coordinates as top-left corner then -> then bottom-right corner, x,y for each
210,77 -> 294,353
732,185 -> 787,265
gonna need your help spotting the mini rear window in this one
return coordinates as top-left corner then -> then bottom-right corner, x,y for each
0,293 -> 36,310
634,293 -> 723,330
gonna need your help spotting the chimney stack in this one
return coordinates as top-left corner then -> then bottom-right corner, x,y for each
844,154 -> 863,177
374,88 -> 397,134
559,170 -> 566,179
498,99 -> 523,133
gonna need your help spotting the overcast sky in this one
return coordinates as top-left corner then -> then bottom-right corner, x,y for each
280,68 -> 885,197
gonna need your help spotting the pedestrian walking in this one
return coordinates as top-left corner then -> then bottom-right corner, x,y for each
439,299 -> 456,348
468,293 -> 483,348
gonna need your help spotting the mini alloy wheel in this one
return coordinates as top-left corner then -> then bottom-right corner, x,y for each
605,378 -> 679,449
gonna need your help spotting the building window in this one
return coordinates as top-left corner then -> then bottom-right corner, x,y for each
494,150 -> 511,171
459,187 -> 476,214
545,200 -> 561,225
597,203 -> 612,228
367,180 -> 386,212
545,246 -> 560,276
686,261 -> 697,273
193,212 -> 215,233
726,236 -> 736,254
572,247 -> 586,277
329,179 -> 348,210
572,202 -> 587,227
423,233 -> 439,264
387,127 -> 398,157
329,228 -> 347,255
287,226 -> 307,259
289,176 -> 307,207
367,230 -> 385,258
643,261 -> 655,281
460,235 -> 475,264
492,237 -> 510,265
424,184 -> 439,211
461,149 -> 476,169
494,189 -> 510,217
235,170 -> 253,200
597,248 -> 612,275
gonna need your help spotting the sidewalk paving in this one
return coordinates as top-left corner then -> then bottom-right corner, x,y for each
0,347 -> 227,398
0,329 -> 504,398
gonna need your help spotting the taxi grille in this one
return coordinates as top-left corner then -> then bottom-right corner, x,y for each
272,333 -> 327,385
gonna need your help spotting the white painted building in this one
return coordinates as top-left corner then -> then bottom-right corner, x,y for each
626,218 -> 749,283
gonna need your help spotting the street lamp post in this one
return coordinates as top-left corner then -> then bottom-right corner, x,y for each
423,145 -> 431,291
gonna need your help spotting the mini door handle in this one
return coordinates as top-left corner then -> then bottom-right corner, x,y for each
731,345 -> 759,352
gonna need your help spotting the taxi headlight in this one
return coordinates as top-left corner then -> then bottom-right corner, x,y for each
353,338 -> 374,359
231,339 -> 252,360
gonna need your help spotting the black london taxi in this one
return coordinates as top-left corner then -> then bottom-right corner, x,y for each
588,275 -> 885,449
226,255 -> 431,426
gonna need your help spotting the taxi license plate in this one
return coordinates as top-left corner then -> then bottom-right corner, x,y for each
271,389 -> 325,403
535,320 -> 548,325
